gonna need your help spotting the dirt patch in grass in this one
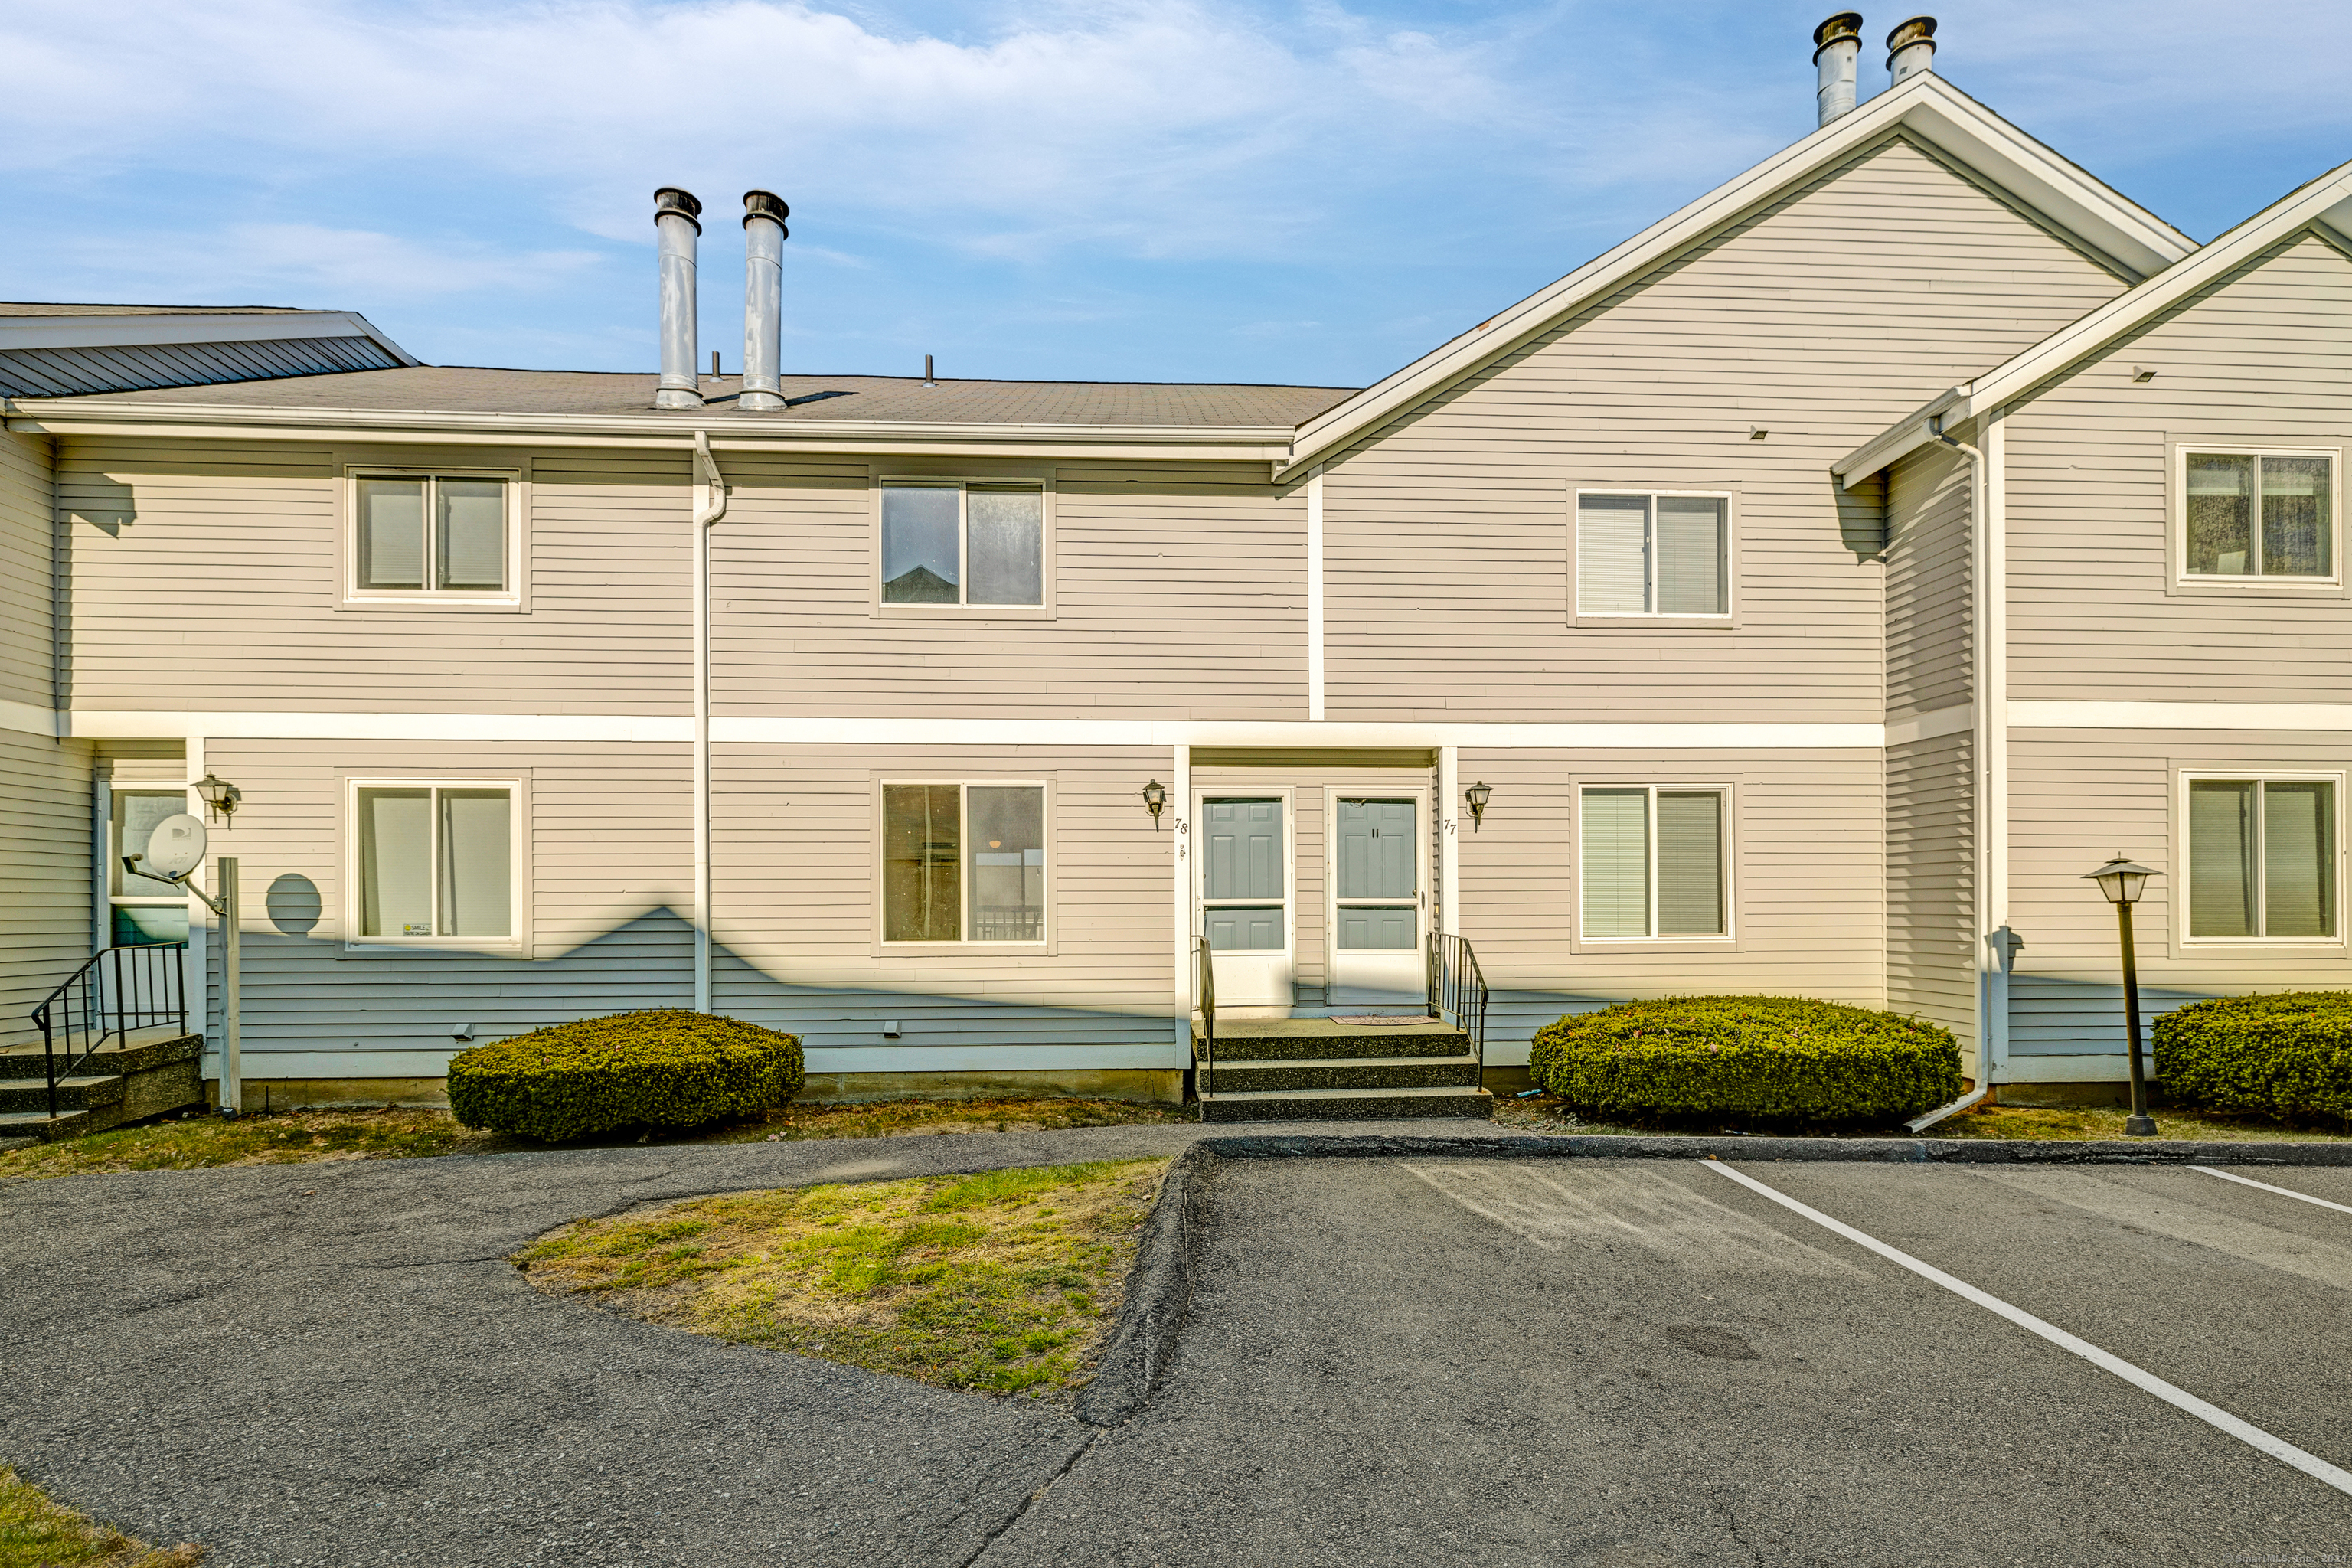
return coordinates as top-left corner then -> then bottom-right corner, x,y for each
1488,1089 -> 2352,1142
517,1158 -> 1168,1400
0,1465 -> 201,1567
0,1096 -> 1189,1182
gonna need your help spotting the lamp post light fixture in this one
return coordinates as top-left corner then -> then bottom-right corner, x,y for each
1464,780 -> 1493,831
194,773 -> 242,826
1142,779 -> 1168,828
2083,854 -> 2160,1137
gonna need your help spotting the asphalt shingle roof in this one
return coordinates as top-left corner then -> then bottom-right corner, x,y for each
28,364 -> 1358,428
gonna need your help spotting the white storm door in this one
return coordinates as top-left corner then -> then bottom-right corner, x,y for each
1200,797 -> 1292,1008
1331,795 -> 1425,1008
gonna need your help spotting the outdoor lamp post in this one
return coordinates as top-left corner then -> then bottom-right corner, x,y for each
2083,856 -> 2159,1137
1464,780 -> 1493,831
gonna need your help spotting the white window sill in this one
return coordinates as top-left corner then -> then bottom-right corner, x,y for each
339,594 -> 527,613
1571,614 -> 1739,630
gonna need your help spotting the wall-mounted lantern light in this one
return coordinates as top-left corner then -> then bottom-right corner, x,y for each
1464,780 -> 1493,831
2082,854 -> 2159,1138
194,773 -> 243,826
1142,779 -> 1168,828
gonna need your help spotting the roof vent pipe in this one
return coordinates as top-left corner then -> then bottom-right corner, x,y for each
1813,14 -> 1864,127
654,187 -> 704,411
740,191 -> 789,413
1886,15 -> 1936,84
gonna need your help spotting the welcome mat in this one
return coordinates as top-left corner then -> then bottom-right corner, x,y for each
1326,1015 -> 1439,1027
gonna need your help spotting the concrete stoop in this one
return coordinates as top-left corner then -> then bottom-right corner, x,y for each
0,1031 -> 205,1142
1195,1018 -> 1494,1122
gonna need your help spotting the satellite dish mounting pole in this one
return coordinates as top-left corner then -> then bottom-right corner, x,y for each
126,819 -> 241,1116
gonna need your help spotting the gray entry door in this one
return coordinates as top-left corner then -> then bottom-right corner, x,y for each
1331,795 -> 1423,1007
1200,798 -> 1292,1007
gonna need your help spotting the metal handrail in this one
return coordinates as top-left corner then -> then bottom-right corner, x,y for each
1426,932 -> 1488,1088
29,941 -> 188,1119
1193,935 -> 1217,1100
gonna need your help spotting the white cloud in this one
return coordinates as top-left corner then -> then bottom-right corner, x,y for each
43,222 -> 602,309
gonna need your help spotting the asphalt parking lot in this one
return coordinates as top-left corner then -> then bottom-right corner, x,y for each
6,1131 -> 2352,1566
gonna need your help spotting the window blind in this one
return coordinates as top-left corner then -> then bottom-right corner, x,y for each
358,479 -> 426,590
437,789 -> 512,937
436,480 -> 507,591
2188,779 -> 2256,937
1656,790 -> 1725,935
1578,495 -> 1648,613
1655,497 -> 1726,615
2262,780 -> 2334,937
358,788 -> 433,938
1581,788 -> 1650,936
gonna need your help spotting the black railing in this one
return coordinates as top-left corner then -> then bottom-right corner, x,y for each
30,942 -> 188,1119
1426,932 -> 1488,1086
1193,935 -> 1217,1099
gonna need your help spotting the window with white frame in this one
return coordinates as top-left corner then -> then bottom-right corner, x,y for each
2182,451 -> 2336,580
881,783 -> 1046,942
352,782 -> 516,942
353,473 -> 513,596
1579,785 -> 1727,938
110,789 -> 192,946
880,483 -> 1044,606
1577,492 -> 1729,616
2186,775 -> 2338,940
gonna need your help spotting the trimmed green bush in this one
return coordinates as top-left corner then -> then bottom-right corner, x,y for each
2154,991 -> 2352,1120
1527,995 -> 1961,1128
447,1010 -> 804,1142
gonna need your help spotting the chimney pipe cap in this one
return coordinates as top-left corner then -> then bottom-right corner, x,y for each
1885,15 -> 1936,64
654,187 -> 704,232
1812,12 -> 1864,56
743,189 -> 790,238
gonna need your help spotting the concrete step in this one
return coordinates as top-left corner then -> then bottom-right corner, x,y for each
1201,1054 -> 1483,1094
1195,1018 -> 1470,1063
1197,1085 -> 1494,1123
0,1107 -> 94,1143
0,1031 -> 201,1080
0,1074 -> 125,1114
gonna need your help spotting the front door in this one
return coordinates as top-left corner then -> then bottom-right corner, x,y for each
1200,796 -> 1292,1008
1331,795 -> 1424,1008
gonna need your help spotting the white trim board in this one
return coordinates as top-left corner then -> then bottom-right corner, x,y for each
61,710 -> 1884,749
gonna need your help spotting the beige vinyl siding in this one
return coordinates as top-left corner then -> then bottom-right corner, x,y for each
709,743 -> 1181,1063
1885,731 -> 1975,1064
707,458 -> 1305,720
54,441 -> 691,714
1452,747 -> 1886,1063
186,738 -> 694,1076
2004,232 -> 2352,704
1320,133 -> 2128,724
1,430 -> 56,711
1884,442 -> 1973,721
2007,727 -> 2352,1058
0,728 -> 96,1043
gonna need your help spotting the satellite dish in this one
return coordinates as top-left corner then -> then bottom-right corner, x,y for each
139,813 -> 209,880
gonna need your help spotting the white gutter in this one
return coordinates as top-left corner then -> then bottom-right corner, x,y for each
691,431 -> 727,1012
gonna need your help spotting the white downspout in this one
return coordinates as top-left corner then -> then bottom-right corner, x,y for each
691,431 -> 727,1011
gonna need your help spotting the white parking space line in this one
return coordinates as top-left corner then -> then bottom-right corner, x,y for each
2193,1165 -> 2352,1217
1701,1159 -> 2352,1499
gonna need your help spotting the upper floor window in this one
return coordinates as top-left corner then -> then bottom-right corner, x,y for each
353,473 -> 514,598
1579,784 -> 1728,939
1576,492 -> 1728,616
2183,451 -> 2336,581
2186,774 -> 2338,942
881,483 -> 1043,606
881,782 -> 1047,943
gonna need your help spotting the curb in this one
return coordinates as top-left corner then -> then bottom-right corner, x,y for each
1073,1147 -> 1206,1428
1196,1131 -> 2352,1165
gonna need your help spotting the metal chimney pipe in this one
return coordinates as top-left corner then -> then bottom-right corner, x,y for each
1813,14 -> 1864,126
740,190 -> 789,413
654,187 -> 704,411
1886,15 -> 1936,84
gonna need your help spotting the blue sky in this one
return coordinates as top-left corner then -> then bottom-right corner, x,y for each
4,1 -> 2345,389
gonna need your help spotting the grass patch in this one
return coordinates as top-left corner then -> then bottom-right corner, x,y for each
516,1158 -> 1168,1398
0,1096 -> 1188,1183
0,1465 -> 201,1567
